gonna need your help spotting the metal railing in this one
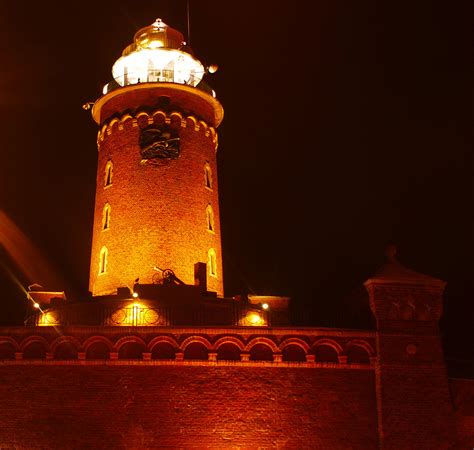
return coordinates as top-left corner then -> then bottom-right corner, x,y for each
103,69 -> 215,96
103,306 -> 169,326
25,302 -> 272,327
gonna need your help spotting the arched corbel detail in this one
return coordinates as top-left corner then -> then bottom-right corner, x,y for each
113,335 -> 147,352
244,337 -> 279,353
213,336 -> 245,351
186,116 -> 198,130
312,338 -> 343,355
82,336 -> 115,352
180,335 -> 212,351
198,120 -> 208,134
108,118 -> 120,134
49,336 -> 82,354
279,337 -> 310,353
100,124 -> 108,138
0,336 -> 20,351
19,335 -> 48,352
344,339 -> 375,357
147,336 -> 180,352
119,114 -> 134,130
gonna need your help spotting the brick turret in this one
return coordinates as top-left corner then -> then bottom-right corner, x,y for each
365,246 -> 456,449
88,19 -> 224,296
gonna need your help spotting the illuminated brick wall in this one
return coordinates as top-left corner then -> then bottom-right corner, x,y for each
89,88 -> 223,296
0,365 -> 377,449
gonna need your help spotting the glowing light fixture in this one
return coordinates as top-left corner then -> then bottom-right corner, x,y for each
33,302 -> 40,309
208,64 -> 218,74
262,303 -> 269,310
244,311 -> 265,326
132,292 -> 139,298
111,18 -> 205,88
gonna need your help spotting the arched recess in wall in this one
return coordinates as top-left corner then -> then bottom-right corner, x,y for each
346,345 -> 371,364
99,246 -> 108,275
208,248 -> 217,278
87,342 -> 111,359
246,337 -> 279,362
0,341 -> 16,359
313,344 -> 339,363
50,336 -> 81,360
23,342 -> 47,359
54,342 -> 79,360
118,342 -> 145,360
184,342 -> 209,360
282,344 -> 307,362
216,343 -> 241,361
116,336 -> 146,360
84,337 -> 114,360
151,342 -> 177,360
312,339 -> 342,363
214,336 -> 244,362
21,337 -> 48,359
149,337 -> 179,359
102,203 -> 111,230
204,162 -> 213,189
182,336 -> 211,360
345,340 -> 374,364
249,343 -> 274,361
206,204 -> 215,233
104,160 -> 113,187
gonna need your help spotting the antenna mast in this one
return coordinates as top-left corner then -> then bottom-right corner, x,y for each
186,0 -> 191,45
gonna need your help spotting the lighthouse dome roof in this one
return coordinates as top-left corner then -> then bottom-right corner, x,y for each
121,18 -> 186,55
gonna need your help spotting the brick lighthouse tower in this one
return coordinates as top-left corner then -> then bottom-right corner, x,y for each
89,18 -> 224,296
0,17 -> 469,450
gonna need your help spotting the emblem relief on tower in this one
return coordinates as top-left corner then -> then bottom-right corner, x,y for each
369,284 -> 442,322
139,126 -> 180,164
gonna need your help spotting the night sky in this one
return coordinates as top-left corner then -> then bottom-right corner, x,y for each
0,2 -> 471,372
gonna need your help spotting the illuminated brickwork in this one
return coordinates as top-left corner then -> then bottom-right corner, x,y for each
0,365 -> 378,449
1,20 -> 471,450
89,87 -> 223,296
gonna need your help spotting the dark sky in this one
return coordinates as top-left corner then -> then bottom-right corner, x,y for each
0,1 -> 471,369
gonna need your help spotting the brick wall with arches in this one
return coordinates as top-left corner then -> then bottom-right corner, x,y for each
0,327 -> 375,366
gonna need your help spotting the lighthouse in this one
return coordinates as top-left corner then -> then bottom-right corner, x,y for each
89,19 -> 224,296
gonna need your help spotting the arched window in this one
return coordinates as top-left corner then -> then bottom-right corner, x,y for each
206,204 -> 214,232
99,246 -> 108,275
204,163 -> 212,190
208,248 -> 217,278
104,160 -> 113,187
102,203 -> 111,230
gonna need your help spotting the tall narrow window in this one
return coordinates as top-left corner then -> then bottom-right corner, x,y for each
99,246 -> 108,275
206,204 -> 214,232
204,163 -> 212,190
208,248 -> 217,278
104,160 -> 113,187
102,203 -> 111,230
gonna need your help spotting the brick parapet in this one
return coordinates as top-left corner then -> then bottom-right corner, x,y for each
0,326 -> 376,367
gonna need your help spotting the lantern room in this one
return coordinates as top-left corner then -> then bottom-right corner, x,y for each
104,18 -> 205,94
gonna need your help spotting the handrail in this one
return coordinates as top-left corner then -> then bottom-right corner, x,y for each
103,69 -> 214,96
